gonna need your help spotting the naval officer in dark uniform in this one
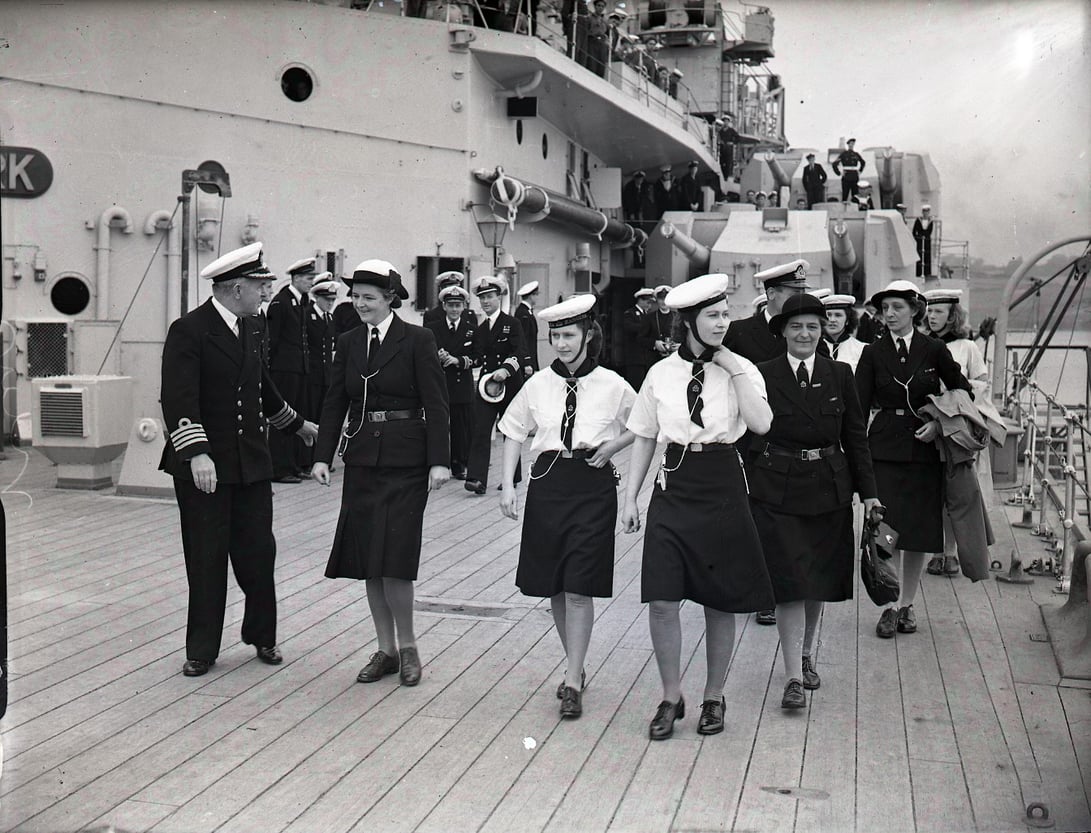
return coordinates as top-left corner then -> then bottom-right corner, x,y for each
422,271 -> 469,327
622,287 -> 656,389
426,284 -> 477,480
267,257 -> 317,482
305,273 -> 338,438
312,259 -> 450,687
465,275 -> 527,494
801,152 -> 827,208
832,138 -> 865,202
747,293 -> 878,709
514,280 -> 541,376
160,242 -> 318,677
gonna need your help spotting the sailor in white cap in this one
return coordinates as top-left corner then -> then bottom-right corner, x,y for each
622,273 -> 775,740
856,279 -> 971,639
424,284 -> 478,481
745,292 -> 879,709
498,295 -> 637,719
832,137 -> 865,202
311,258 -> 450,689
853,179 -> 874,210
422,270 -> 468,327
642,284 -> 678,363
623,287 -> 658,388
820,293 -> 866,372
465,274 -> 528,494
913,204 -> 935,277
515,281 -> 541,375
267,256 -> 320,482
752,292 -> 768,313
160,242 -> 318,677
305,273 -> 339,438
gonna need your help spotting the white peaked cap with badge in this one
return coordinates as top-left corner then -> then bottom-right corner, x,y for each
634,287 -> 656,299
664,273 -> 730,311
287,257 -> 318,276
754,258 -> 810,290
537,294 -> 595,328
439,284 -> 471,303
517,281 -> 540,297
811,288 -> 832,300
200,242 -> 270,282
310,274 -> 340,297
752,292 -> 767,309
473,275 -> 509,296
823,294 -> 857,309
923,288 -> 962,304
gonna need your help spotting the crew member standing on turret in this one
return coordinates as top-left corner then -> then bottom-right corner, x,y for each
515,281 -> 541,376
268,257 -> 317,483
832,138 -> 865,203
913,205 -> 935,278
801,153 -> 827,209
679,161 -> 702,211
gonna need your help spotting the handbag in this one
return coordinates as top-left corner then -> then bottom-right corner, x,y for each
861,514 -> 900,606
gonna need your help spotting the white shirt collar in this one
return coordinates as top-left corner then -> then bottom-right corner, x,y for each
210,296 -> 239,334
763,308 -> 773,323
891,329 -> 914,349
785,353 -> 815,376
369,312 -> 395,341
486,309 -> 502,328
287,284 -> 303,303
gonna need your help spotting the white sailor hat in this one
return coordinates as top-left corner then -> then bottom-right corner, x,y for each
517,281 -> 540,297
537,294 -> 595,328
754,258 -> 811,290
654,283 -> 673,296
811,287 -> 832,300
671,68 -> 684,78
752,292 -> 767,309
345,259 -> 409,300
199,242 -> 272,282
633,170 -> 646,177
665,273 -> 730,312
922,204 -> 932,211
478,372 -> 507,404
660,165 -> 672,173
435,270 -> 465,289
869,279 -> 923,308
857,179 -> 871,189
822,293 -> 857,310
924,288 -> 962,305
895,203 -> 906,209
287,257 -> 318,277
310,273 -> 339,297
634,287 -> 656,299
439,284 -> 470,303
473,275 -> 508,296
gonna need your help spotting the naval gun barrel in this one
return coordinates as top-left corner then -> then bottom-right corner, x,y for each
474,169 -> 645,247
831,221 -> 857,271
660,222 -> 711,267
879,148 -> 897,195
763,152 -> 791,188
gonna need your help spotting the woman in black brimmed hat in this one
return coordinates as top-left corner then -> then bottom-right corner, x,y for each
622,273 -> 776,740
498,295 -> 637,720
855,280 -> 971,639
312,259 -> 451,687
747,293 -> 879,709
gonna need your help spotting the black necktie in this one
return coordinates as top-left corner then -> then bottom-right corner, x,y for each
796,362 -> 809,388
560,378 -> 577,450
897,338 -> 909,364
367,327 -> 381,373
688,361 -> 705,428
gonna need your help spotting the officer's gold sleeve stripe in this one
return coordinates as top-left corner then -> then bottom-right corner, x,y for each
269,404 -> 297,430
170,425 -> 208,450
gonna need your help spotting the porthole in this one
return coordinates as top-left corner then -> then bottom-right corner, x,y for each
542,133 -> 548,159
50,275 -> 91,316
281,66 -> 314,102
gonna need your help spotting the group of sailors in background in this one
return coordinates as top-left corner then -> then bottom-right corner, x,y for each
163,241 -> 992,744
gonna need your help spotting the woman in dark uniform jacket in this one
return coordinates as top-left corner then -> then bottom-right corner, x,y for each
622,273 -> 776,740
312,259 -> 451,687
854,280 -> 971,639
747,294 -> 879,709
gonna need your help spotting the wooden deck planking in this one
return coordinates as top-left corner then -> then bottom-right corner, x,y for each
3,447 -> 1091,832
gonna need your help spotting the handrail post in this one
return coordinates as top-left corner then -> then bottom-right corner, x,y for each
1037,395 -> 1053,534
1058,410 -> 1078,594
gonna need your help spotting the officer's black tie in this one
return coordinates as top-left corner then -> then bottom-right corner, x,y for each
897,338 -> 909,364
560,378 -> 577,450
688,361 -> 705,428
367,327 -> 381,374
796,361 -> 809,388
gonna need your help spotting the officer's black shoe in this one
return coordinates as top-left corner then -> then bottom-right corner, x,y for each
464,479 -> 486,495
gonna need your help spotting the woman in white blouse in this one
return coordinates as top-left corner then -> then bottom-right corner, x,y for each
621,274 -> 776,740
821,294 -> 867,372
499,295 -> 636,720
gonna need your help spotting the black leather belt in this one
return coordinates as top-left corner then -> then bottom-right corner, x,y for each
880,408 -> 915,417
541,448 -> 597,461
763,442 -> 837,462
365,408 -> 424,422
667,442 -> 735,454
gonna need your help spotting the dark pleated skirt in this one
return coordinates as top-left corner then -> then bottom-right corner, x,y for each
750,502 -> 855,603
874,459 -> 944,553
325,464 -> 430,580
517,455 -> 617,598
641,447 -> 775,613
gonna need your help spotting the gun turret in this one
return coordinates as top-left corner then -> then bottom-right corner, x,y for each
831,221 -> 857,271
763,151 -> 791,188
661,222 -> 711,267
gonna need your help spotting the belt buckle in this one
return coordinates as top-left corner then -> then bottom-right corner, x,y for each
803,448 -> 821,461
689,442 -> 702,452
370,412 -> 386,423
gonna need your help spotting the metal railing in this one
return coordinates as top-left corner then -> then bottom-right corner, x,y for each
1002,357 -> 1091,595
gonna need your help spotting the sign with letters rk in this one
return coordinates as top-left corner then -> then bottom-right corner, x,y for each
0,147 -> 54,198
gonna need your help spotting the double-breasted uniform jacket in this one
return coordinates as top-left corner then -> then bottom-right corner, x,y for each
471,310 -> 526,409
855,332 -> 971,464
314,315 -> 450,469
747,354 -> 876,515
306,305 -> 336,388
425,315 -> 478,405
423,304 -> 471,328
267,285 -> 310,375
621,305 -> 652,368
724,310 -> 831,363
801,162 -> 828,202
514,302 -> 539,372
159,299 -> 303,484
